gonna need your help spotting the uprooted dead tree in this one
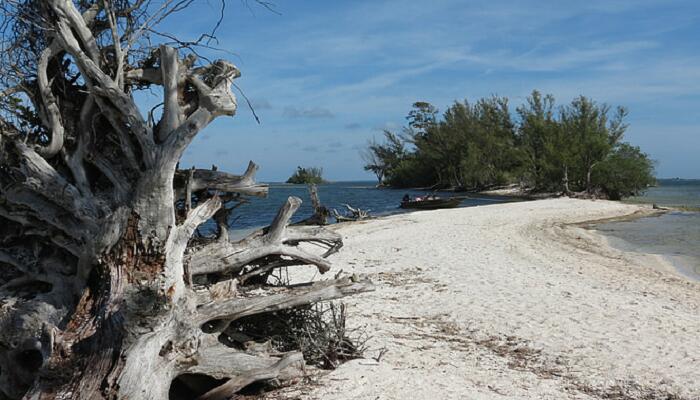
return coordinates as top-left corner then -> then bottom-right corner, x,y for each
0,1 -> 372,399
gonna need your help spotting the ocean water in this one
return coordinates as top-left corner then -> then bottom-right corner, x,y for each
595,212 -> 700,280
596,179 -> 700,280
626,178 -> 700,209
219,181 -> 515,232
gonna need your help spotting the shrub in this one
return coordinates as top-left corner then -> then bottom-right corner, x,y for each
593,143 -> 656,200
286,166 -> 327,184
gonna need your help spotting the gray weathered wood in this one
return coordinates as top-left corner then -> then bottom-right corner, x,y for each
196,277 -> 374,328
0,2 -> 371,399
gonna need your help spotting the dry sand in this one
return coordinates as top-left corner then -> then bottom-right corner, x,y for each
276,198 -> 700,400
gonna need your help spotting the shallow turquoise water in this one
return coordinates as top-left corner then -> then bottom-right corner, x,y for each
594,179 -> 700,280
595,211 -> 700,280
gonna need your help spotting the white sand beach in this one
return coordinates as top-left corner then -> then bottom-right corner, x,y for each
275,198 -> 700,399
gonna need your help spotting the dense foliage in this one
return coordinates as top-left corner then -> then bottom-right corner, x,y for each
363,91 -> 656,199
287,166 -> 327,184
592,143 -> 656,200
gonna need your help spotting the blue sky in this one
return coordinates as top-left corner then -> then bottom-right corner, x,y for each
161,0 -> 700,181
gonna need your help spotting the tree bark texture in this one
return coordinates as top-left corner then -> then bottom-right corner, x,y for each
0,2 -> 372,399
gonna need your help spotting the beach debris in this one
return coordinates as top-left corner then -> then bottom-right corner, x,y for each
333,204 -> 372,222
214,293 -> 369,371
296,184 -> 331,225
652,203 -> 669,210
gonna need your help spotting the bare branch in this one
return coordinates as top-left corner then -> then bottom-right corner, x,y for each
174,161 -> 268,198
266,196 -> 300,243
36,43 -> 64,158
125,68 -> 162,85
11,142 -> 98,225
197,352 -> 304,400
196,277 -> 374,328
158,45 -> 184,141
187,197 -> 341,277
178,196 -> 222,242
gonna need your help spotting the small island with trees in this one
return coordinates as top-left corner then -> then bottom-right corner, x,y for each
286,166 -> 328,184
363,92 -> 656,200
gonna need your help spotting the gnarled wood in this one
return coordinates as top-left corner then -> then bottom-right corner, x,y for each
0,2 -> 370,399
187,196 -> 343,277
197,352 -> 304,400
197,277 -> 374,330
333,203 -> 372,222
174,161 -> 269,199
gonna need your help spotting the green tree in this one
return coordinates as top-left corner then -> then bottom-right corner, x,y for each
361,138 -> 388,185
593,143 -> 656,200
413,102 -> 469,187
385,154 -> 437,188
516,91 -> 559,190
287,166 -> 327,184
406,101 -> 439,135
560,96 -> 627,193
403,102 -> 445,185
365,94 -> 650,198
362,130 -> 411,185
471,96 -> 518,188
406,97 -> 518,190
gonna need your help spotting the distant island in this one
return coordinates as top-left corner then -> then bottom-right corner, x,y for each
363,92 -> 656,200
286,166 -> 327,184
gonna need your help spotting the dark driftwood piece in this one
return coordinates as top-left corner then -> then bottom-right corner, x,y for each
0,2 -> 373,399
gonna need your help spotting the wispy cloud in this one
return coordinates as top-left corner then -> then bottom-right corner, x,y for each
250,98 -> 273,109
463,40 -> 659,72
168,0 -> 700,179
283,106 -> 335,119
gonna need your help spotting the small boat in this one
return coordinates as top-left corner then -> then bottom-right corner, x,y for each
400,196 -> 463,210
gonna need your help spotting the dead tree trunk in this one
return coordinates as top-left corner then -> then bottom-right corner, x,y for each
563,164 -> 571,194
0,2 -> 371,399
296,184 -> 330,226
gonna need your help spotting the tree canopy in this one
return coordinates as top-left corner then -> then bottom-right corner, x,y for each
286,166 -> 327,184
364,93 -> 655,199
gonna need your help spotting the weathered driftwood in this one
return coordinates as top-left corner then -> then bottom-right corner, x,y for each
187,197 -> 343,277
197,277 -> 373,332
0,2 -> 372,399
197,352 -> 303,400
295,184 -> 331,225
333,204 -> 372,222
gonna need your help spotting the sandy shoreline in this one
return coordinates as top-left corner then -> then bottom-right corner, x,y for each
272,198 -> 699,399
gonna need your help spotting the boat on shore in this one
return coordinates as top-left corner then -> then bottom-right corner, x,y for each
400,196 -> 463,210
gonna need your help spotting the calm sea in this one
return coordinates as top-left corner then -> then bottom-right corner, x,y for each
626,178 -> 700,209
596,179 -> 700,280
220,181 -> 514,233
